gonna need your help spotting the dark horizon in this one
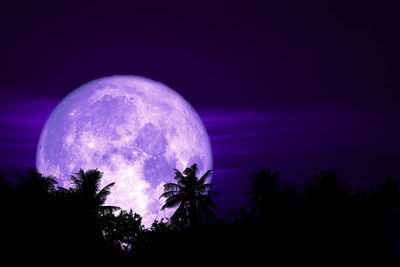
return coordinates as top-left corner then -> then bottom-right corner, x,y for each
2,165 -> 400,265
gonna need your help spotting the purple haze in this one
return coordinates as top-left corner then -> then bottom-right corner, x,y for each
1,96 -> 399,218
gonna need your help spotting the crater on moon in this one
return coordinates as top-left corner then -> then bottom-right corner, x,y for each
36,75 -> 213,226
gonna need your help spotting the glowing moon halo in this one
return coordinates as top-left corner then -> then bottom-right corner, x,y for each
36,75 -> 213,226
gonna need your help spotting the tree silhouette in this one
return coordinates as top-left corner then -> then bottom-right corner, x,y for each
70,168 -> 120,216
17,168 -> 57,196
245,168 -> 285,218
2,165 -> 400,265
101,209 -> 143,251
229,206 -> 254,227
60,169 -> 122,260
159,163 -> 219,227
304,170 -> 351,202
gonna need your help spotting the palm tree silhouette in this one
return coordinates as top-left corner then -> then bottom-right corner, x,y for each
159,164 -> 219,227
17,168 -> 57,196
229,206 -> 254,227
70,169 -> 119,216
304,170 -> 351,204
245,168 -> 285,217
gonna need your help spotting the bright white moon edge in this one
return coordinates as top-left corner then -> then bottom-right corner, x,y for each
36,75 -> 213,227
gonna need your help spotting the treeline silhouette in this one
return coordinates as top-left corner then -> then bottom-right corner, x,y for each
1,166 -> 400,266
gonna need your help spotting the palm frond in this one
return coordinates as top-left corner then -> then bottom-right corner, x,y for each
197,170 -> 212,185
198,183 -> 212,192
246,195 -> 260,206
159,190 -> 178,199
173,169 -> 184,179
70,175 -> 81,188
200,195 -> 217,211
200,203 -> 216,221
163,183 -> 183,191
171,201 -> 187,224
45,175 -> 58,186
95,182 -> 115,203
160,194 -> 185,210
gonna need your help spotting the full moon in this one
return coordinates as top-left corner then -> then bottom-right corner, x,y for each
36,75 -> 212,226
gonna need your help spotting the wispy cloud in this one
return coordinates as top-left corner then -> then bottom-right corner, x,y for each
196,108 -> 400,215
198,108 -> 400,182
0,96 -> 60,166
1,98 -> 400,216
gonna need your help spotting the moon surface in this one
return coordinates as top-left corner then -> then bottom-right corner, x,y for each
36,75 -> 212,226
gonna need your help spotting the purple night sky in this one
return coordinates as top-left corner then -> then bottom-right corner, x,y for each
1,1 -> 400,218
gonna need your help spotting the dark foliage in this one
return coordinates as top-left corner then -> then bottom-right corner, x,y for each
1,166 -> 400,266
159,163 -> 219,227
